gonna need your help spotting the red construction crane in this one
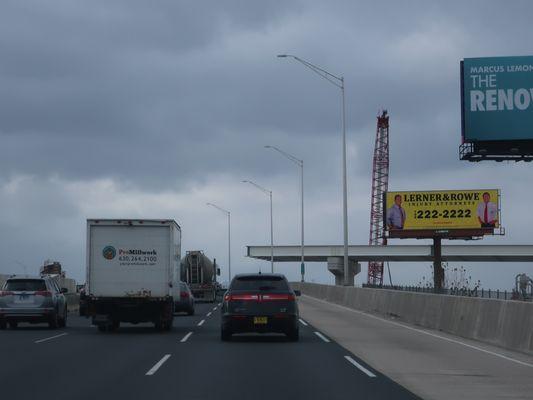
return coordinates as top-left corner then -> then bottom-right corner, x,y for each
367,110 -> 390,286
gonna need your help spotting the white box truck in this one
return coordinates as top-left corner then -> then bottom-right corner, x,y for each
85,219 -> 181,332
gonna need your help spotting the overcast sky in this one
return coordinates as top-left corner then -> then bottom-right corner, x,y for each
1,0 -> 532,289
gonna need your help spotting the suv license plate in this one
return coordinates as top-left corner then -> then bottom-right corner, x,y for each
15,296 -> 32,304
253,317 -> 268,325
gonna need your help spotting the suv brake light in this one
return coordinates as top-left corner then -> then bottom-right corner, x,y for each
225,294 -> 260,302
35,291 -> 52,297
224,293 -> 294,302
180,292 -> 189,298
0,291 -> 14,297
261,294 -> 295,301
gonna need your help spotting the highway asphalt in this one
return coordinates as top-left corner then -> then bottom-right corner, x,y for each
0,300 -> 420,400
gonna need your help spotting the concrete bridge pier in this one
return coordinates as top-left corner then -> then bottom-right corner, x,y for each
327,257 -> 360,286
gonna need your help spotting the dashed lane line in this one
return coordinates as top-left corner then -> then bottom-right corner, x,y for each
212,307 -> 217,311
314,331 -> 331,343
198,319 -> 205,326
180,332 -> 193,343
206,312 -> 212,317
34,332 -> 68,344
146,354 -> 171,376
299,318 -> 308,326
344,356 -> 377,378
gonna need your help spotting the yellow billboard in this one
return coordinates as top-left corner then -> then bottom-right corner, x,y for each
385,189 -> 500,231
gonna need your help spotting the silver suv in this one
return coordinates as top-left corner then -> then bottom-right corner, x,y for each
0,275 -> 68,329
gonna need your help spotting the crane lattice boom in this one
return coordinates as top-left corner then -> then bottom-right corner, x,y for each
367,111 -> 390,285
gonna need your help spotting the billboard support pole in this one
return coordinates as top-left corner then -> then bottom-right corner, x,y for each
433,237 -> 444,292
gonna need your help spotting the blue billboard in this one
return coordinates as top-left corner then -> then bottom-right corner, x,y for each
461,56 -> 533,142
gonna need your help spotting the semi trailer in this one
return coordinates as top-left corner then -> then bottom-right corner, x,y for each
181,250 -> 220,302
85,219 -> 181,331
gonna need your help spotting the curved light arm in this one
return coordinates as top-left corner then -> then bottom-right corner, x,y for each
264,145 -> 302,167
277,54 -> 343,89
206,202 -> 230,215
242,180 -> 271,196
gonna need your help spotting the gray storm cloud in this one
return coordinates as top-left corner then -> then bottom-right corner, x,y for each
0,0 -> 532,288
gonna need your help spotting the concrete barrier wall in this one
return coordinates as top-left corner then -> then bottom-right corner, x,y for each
292,282 -> 533,355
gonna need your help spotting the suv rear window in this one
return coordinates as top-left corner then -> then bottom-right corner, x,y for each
230,276 -> 289,291
5,279 -> 47,291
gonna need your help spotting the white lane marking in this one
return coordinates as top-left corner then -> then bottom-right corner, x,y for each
206,312 -> 212,317
299,318 -> 308,326
34,332 -> 68,344
314,331 -> 331,343
304,295 -> 533,369
218,303 -> 222,306
212,307 -> 217,311
345,356 -> 377,378
146,354 -> 171,376
180,332 -> 193,343
198,319 -> 205,326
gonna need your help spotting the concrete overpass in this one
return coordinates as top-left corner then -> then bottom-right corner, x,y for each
247,244 -> 533,284
246,244 -> 533,262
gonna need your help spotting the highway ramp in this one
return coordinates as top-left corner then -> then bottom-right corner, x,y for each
298,294 -> 533,400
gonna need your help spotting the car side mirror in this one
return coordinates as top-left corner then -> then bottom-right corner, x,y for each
60,288 -> 68,294
294,290 -> 301,297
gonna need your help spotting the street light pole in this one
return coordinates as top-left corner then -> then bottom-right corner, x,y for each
242,180 -> 274,273
341,77 -> 349,286
278,54 -> 350,285
206,203 -> 231,283
265,145 -> 305,282
269,190 -> 273,273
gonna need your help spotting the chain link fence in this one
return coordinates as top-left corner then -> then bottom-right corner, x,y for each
362,283 -> 530,301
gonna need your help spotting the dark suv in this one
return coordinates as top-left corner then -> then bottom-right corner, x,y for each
220,273 -> 300,341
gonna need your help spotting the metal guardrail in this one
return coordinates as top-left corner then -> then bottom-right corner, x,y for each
362,284 -> 531,301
